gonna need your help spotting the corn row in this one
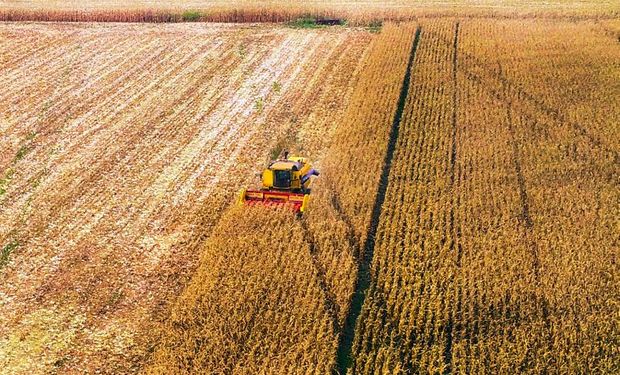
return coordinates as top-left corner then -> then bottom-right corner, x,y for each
350,18 -> 619,373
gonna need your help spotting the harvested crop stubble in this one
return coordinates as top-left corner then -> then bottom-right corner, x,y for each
0,22 -> 371,373
148,21 -> 418,373
350,18 -> 619,373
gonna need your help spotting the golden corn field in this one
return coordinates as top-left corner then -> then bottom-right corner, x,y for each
0,1 -> 618,374
350,18 -> 619,374
1,1 -> 619,24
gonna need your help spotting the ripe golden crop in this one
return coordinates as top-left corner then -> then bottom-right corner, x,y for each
0,1 -> 617,25
350,18 -> 619,373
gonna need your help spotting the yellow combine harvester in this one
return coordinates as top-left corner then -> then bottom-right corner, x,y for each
238,152 -> 319,213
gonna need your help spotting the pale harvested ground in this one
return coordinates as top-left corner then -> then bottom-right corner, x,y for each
0,22 -> 371,373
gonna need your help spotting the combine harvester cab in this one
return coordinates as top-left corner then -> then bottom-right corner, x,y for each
238,153 -> 319,214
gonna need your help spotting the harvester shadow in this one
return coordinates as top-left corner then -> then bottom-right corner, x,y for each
299,219 -> 341,334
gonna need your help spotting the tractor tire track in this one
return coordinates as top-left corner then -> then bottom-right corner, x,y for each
449,22 -> 460,189
461,63 -> 618,165
334,26 -> 421,375
476,65 -> 616,162
505,102 -> 552,332
462,52 -> 554,350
